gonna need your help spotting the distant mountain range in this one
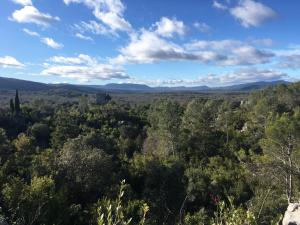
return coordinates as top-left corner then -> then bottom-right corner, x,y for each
0,76 -> 290,93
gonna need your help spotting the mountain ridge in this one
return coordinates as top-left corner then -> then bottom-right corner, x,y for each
0,76 -> 290,93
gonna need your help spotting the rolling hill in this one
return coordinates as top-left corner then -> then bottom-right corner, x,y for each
0,76 -> 290,93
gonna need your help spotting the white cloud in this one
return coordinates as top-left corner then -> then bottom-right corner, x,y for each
64,0 -> 132,33
75,33 -> 93,41
213,0 -> 228,10
154,17 -> 186,38
111,30 -> 222,65
73,20 -> 113,36
23,28 -> 40,37
279,54 -> 300,69
194,22 -> 211,33
185,39 -> 242,51
129,68 -> 287,86
274,45 -> 300,56
10,5 -> 60,27
230,0 -> 276,27
42,54 -> 129,82
49,54 -> 97,65
23,29 -> 64,49
186,39 -> 274,65
0,56 -> 24,68
11,0 -> 32,6
41,38 -> 64,49
212,0 -> 276,28
223,46 -> 274,66
112,31 -> 274,66
199,68 -> 287,85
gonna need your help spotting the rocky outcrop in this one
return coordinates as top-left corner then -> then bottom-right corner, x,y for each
282,203 -> 300,225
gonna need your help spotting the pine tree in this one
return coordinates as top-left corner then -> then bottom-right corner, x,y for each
15,90 -> 20,114
10,99 -> 14,114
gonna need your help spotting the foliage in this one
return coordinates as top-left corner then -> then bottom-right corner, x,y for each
0,82 -> 300,225
211,198 -> 255,225
96,180 -> 149,225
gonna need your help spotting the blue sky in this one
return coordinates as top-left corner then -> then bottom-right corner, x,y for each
0,0 -> 300,86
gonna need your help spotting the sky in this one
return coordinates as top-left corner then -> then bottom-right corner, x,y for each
0,0 -> 300,87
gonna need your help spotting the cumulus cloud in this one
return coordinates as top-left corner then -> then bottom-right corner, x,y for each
213,0 -> 276,28
223,46 -> 274,65
185,40 -> 274,65
64,0 -> 132,33
111,30 -> 226,65
11,0 -> 32,6
41,38 -> 64,49
112,31 -> 274,66
75,33 -> 93,41
42,54 -> 129,82
0,56 -> 24,68
154,17 -> 186,38
194,22 -> 211,33
230,0 -> 276,27
10,5 -> 60,26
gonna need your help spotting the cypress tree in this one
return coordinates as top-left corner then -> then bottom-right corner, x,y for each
10,99 -> 14,114
15,90 -> 21,114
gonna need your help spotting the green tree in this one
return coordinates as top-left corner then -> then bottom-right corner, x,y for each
79,95 -> 89,113
0,128 -> 13,187
15,89 -> 21,114
2,176 -> 57,225
130,156 -> 186,225
12,133 -> 36,179
259,110 -> 300,203
58,134 -> 117,202
144,100 -> 182,157
179,99 -> 221,162
51,108 -> 82,149
0,128 -> 12,167
31,123 -> 50,147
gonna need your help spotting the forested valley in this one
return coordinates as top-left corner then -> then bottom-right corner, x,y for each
1,82 -> 300,225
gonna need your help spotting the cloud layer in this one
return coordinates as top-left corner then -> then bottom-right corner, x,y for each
42,54 -> 129,82
112,28 -> 274,66
4,0 -> 294,85
199,68 -> 287,85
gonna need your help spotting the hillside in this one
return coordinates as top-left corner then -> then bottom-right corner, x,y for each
0,77 -> 50,91
0,76 -> 291,93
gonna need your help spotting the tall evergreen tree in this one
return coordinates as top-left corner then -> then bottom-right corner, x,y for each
14,90 -> 20,114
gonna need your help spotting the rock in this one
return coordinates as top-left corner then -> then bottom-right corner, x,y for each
282,203 -> 300,225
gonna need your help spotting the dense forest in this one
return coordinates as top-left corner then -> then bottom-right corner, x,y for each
1,82 -> 300,225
